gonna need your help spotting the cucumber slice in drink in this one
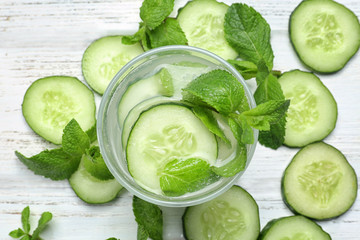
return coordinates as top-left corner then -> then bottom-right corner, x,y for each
183,185 -> 260,240
118,68 -> 174,126
82,36 -> 144,94
177,0 -> 237,60
282,142 -> 357,220
278,70 -> 337,147
127,104 -> 218,195
290,0 -> 360,73
259,215 -> 331,240
69,155 -> 123,204
22,76 -> 96,145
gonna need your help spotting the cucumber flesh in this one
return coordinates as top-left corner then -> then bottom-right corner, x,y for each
282,142 -> 357,220
126,104 -> 218,195
82,36 -> 144,94
278,70 -> 337,147
69,156 -> 123,204
22,76 -> 96,144
290,0 -> 360,73
259,215 -> 331,240
177,0 -> 237,60
183,185 -> 260,240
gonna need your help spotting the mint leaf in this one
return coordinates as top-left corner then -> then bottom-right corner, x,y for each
149,18 -> 187,49
228,60 -> 258,80
192,107 -> 230,144
83,146 -> 114,180
212,144 -> 247,177
20,236 -> 30,240
62,119 -> 90,157
85,123 -> 97,143
106,238 -> 120,240
21,206 -> 30,234
15,148 -> 80,180
137,224 -> 149,240
182,69 -> 249,115
240,100 -> 290,131
254,71 -> 288,149
9,228 -> 25,238
232,115 -> 254,144
123,25 -> 146,45
159,158 -> 219,196
32,212 -> 52,240
224,3 -> 274,70
133,196 -> 163,240
140,0 -> 174,29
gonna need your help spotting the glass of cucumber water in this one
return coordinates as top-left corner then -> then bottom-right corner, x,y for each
97,45 -> 258,207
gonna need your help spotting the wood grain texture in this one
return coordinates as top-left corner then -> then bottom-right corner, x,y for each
1,0 -> 359,239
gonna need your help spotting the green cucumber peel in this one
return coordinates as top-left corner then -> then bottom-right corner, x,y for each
83,146 -> 114,180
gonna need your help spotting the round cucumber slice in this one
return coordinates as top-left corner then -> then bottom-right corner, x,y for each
69,156 -> 123,204
282,142 -> 358,220
177,0 -> 238,60
278,70 -> 337,147
126,104 -> 218,195
183,185 -> 260,240
82,36 -> 144,94
259,215 -> 331,240
290,0 -> 360,73
22,76 -> 96,144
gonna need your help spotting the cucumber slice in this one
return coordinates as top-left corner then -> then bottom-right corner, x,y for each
82,36 -> 144,94
118,68 -> 174,126
282,142 -> 357,220
69,156 -> 123,204
183,185 -> 260,240
127,104 -> 218,195
259,215 -> 331,240
22,76 -> 96,145
177,0 -> 237,60
290,0 -> 360,73
278,70 -> 337,147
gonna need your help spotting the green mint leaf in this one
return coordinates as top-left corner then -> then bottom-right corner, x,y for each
85,123 -> 97,143
133,196 -> 163,240
254,72 -> 288,149
122,24 -> 147,45
106,238 -> 120,240
159,158 -> 219,196
140,0 -> 174,29
9,228 -> 25,238
228,60 -> 258,80
62,119 -> 90,157
31,211 -> 52,240
158,68 -> 174,97
83,146 -> 114,180
236,114 -> 254,144
240,100 -> 290,131
15,148 -> 80,180
224,3 -> 274,70
212,144 -> 247,177
192,107 -> 230,144
182,69 -> 249,115
137,224 -> 149,240
148,18 -> 187,48
20,235 -> 30,240
21,206 -> 30,234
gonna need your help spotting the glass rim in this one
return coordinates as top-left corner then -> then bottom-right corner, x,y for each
97,45 -> 258,207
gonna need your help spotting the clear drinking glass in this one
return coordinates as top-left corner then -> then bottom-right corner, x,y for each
97,45 -> 258,207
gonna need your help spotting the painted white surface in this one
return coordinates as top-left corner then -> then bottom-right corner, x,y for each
0,0 -> 359,239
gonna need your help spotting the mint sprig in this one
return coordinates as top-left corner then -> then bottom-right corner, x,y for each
15,119 -> 98,180
133,196 -> 163,240
9,206 -> 52,240
224,3 -> 274,70
123,0 -> 187,50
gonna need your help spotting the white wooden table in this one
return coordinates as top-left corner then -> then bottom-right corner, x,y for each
1,0 -> 359,239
